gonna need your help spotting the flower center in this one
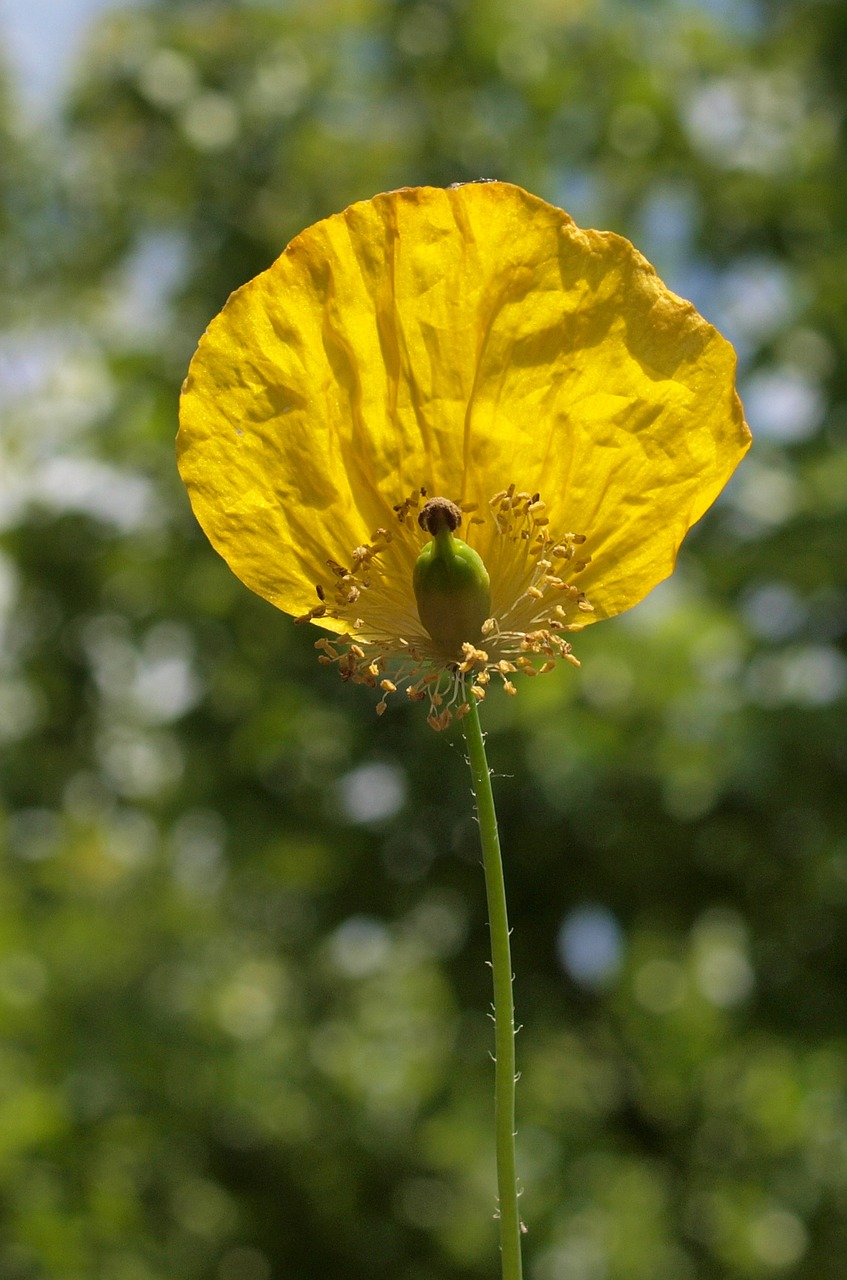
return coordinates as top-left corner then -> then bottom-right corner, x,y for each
298,484 -> 593,729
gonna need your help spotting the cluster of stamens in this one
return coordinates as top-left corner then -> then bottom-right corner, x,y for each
297,484 -> 593,730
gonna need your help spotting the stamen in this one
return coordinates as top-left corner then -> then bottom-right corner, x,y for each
307,482 -> 593,726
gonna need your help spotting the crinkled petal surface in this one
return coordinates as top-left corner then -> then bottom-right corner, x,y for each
178,182 -> 750,625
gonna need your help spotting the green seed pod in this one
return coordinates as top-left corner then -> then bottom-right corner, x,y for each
413,498 -> 491,657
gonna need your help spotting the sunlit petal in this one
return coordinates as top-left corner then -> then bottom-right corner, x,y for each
178,182 -> 750,724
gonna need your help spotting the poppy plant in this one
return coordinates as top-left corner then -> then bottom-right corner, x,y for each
178,181 -> 750,1280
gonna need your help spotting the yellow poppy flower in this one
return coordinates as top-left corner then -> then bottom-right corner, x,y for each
178,181 -> 750,728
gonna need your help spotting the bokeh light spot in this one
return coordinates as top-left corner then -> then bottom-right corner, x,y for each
338,762 -> 406,824
557,905 -> 625,990
329,916 -> 391,978
748,1207 -> 808,1268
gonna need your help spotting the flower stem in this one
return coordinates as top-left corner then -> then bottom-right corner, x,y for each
462,696 -> 523,1280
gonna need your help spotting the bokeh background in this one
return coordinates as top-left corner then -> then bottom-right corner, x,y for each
2,1 -> 846,1277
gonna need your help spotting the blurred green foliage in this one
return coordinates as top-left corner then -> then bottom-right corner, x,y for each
1,0 -> 846,1277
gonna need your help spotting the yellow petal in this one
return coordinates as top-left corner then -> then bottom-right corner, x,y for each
177,182 -> 750,625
